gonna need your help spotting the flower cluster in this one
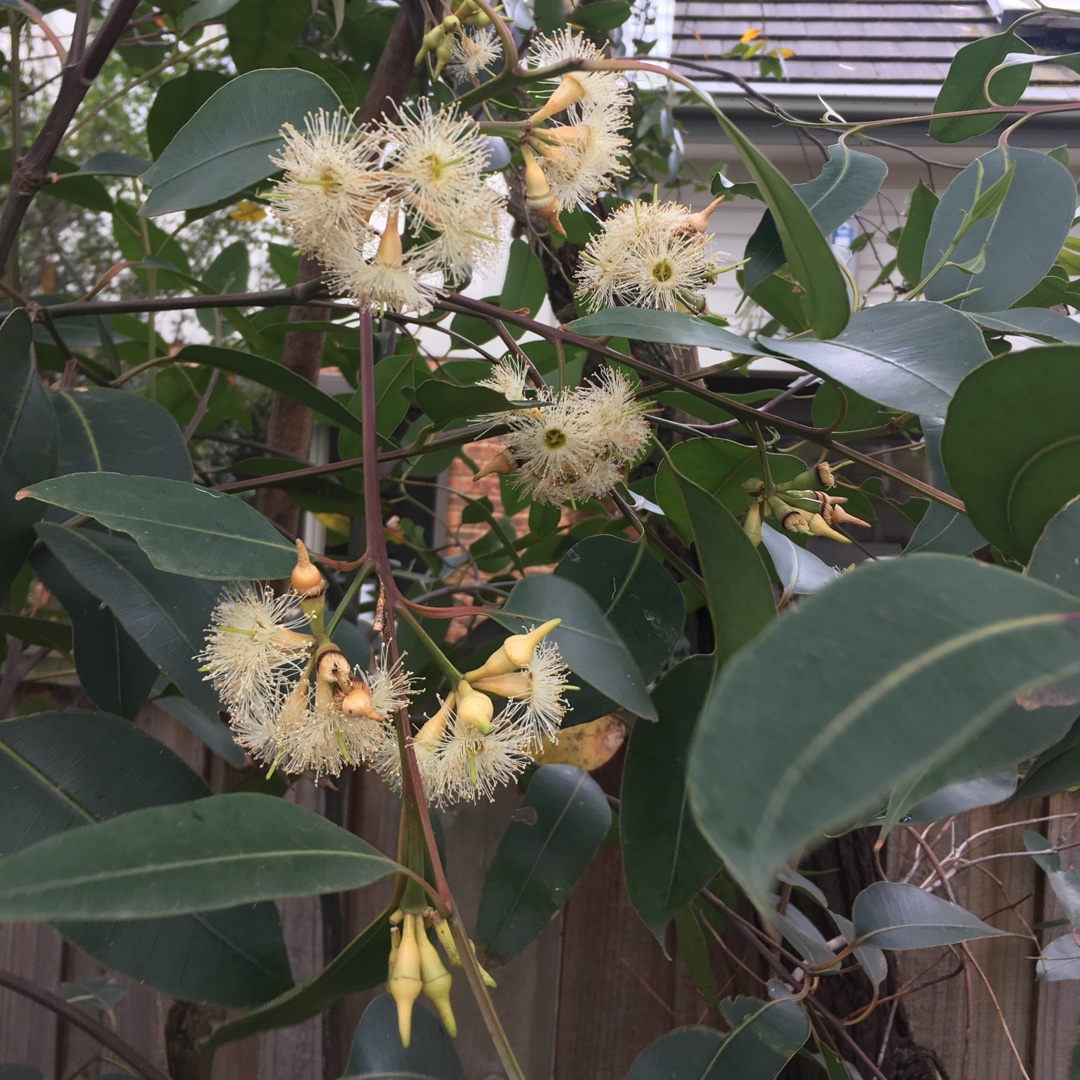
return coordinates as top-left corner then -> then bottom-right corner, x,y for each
576,196 -> 726,313
199,546 -> 419,779
376,621 -> 572,807
739,462 -> 871,547
520,30 -> 632,231
270,103 -> 503,314
473,361 -> 651,505
199,548 -> 571,807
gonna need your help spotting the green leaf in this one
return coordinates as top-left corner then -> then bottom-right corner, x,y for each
760,302 -> 990,418
1029,496 -> 1080,600
413,381 -> 510,426
0,792 -> 400,921
196,241 -> 250,336
625,1028 -> 724,1079
654,438 -> 806,540
567,308 -> 759,355
622,658 -> 722,942
180,0 -> 243,36
0,711 -> 292,1006
571,0 -> 631,30
340,353 -> 417,456
31,546 -> 159,720
147,69 -> 231,160
904,771 -> 1017,825
77,151 -> 152,177
1038,934 -> 1080,981
52,388 -> 192,480
758,524 -> 837,596
178,344 -> 362,433
906,416 -> 985,556
553,536 -> 684,725
851,882 -> 1006,949
21,473 -> 296,580
689,555 -> 1080,908
1024,830 -> 1061,874
674,905 -> 719,1009
34,526 -> 222,718
0,614 -> 71,656
344,994 -> 465,1078
743,145 -> 888,293
226,0 -> 311,71
499,239 -> 547,339
923,147 -> 1075,312
627,993 -> 809,1079
896,182 -> 939,285
930,31 -> 1034,143
0,310 -> 58,597
941,345 -> 1080,561
671,477 -> 775,665
476,765 -> 611,962
140,69 -> 341,216
1049,870 -> 1080,926
1014,716 -> 1080,801
974,308 -> 1080,344
704,108 -> 849,339
204,907 -> 391,1048
494,574 -> 658,720
884,694 -> 1076,833
534,0 -> 565,32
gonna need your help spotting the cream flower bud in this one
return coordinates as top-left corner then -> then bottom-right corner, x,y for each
417,920 -> 457,1037
455,680 -> 494,734
387,913 -> 424,1048
465,618 -> 562,681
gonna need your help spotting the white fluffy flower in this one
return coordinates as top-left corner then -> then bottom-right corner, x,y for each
449,26 -> 502,80
525,29 -> 632,122
199,585 -> 314,716
577,200 -> 717,312
382,100 -> 504,280
269,109 -> 388,254
531,116 -> 630,207
492,367 -> 651,505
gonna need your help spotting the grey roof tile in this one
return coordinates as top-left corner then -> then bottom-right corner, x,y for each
669,0 -> 1080,98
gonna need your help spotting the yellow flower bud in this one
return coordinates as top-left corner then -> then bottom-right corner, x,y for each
387,913 -> 424,1048
290,539 -> 326,598
472,448 -> 516,482
806,512 -> 851,544
417,920 -> 457,1037
521,146 -> 565,237
527,74 -> 587,125
470,671 -> 532,699
464,618 -> 561,682
432,915 -> 461,966
340,678 -> 382,721
415,695 -> 454,749
768,496 -> 811,535
742,500 -> 762,547
685,195 -> 725,233
455,680 -> 494,734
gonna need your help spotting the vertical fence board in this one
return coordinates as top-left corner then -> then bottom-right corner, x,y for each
0,923 -> 62,1073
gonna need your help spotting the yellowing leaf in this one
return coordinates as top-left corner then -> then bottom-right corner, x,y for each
229,200 -> 267,223
314,512 -> 349,537
739,27 -> 761,43
534,714 -> 627,771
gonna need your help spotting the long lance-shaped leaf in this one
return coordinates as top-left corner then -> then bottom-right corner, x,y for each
20,472 -> 296,580
688,555 -> 1080,909
0,793 -> 403,921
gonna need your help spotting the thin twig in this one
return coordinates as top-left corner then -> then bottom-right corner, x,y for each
0,968 -> 173,1080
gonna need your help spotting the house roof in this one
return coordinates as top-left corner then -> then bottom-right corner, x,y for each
665,0 -> 1080,105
